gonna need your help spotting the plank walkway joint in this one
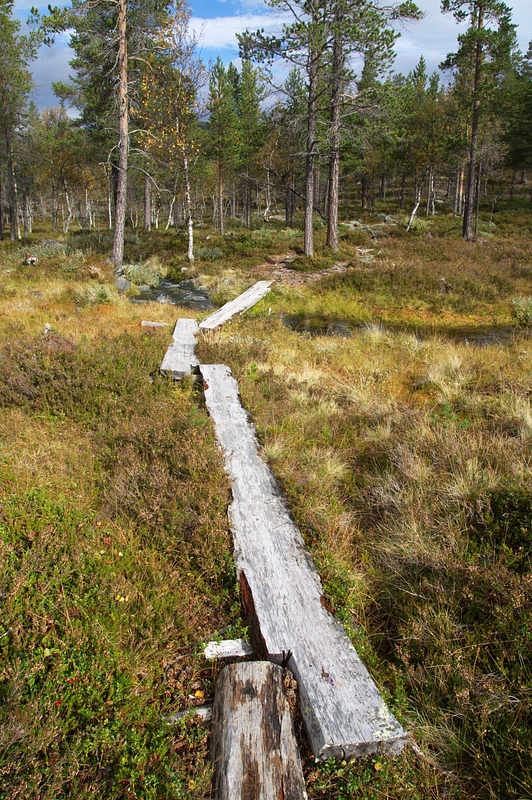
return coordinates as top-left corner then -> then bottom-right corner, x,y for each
199,280 -> 272,331
160,318 -> 199,379
158,280 -> 407,768
200,363 -> 406,761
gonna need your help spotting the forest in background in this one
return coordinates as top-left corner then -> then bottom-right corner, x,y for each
2,0 -> 532,798
1,0 -> 532,262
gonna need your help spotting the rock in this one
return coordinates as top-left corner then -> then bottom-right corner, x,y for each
266,253 -> 296,266
114,276 -> 131,292
39,239 -> 64,251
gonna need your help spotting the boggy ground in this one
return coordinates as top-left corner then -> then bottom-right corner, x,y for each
1,203 -> 531,799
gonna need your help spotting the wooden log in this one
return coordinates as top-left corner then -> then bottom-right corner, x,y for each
211,661 -> 307,800
160,318 -> 199,379
199,281 -> 272,331
204,639 -> 254,660
165,704 -> 213,724
200,364 -> 407,760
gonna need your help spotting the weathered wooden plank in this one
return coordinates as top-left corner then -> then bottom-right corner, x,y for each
142,320 -> 170,327
165,704 -> 213,723
211,661 -> 307,800
200,364 -> 407,760
199,281 -> 272,331
204,639 -> 254,660
160,318 -> 199,379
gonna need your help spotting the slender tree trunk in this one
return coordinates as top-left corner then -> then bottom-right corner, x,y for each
218,162 -> 224,235
0,181 -> 3,240
407,175 -> 425,231
231,180 -> 237,218
379,174 -> 387,201
304,49 -> 319,256
22,189 -> 29,239
475,160 -> 482,236
183,152 -> 194,262
63,180 -> 74,233
246,168 -> 251,227
264,168 -> 271,218
166,196 -> 175,230
111,0 -> 129,267
361,173 -> 369,210
399,173 -> 406,209
143,174 -> 151,231
326,28 -> 343,252
5,127 -> 18,241
463,5 -> 484,241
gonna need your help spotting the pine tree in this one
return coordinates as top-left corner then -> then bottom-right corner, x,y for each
238,60 -> 265,227
206,58 -> 240,235
239,0 -> 330,255
503,47 -> 532,181
0,0 -> 39,240
43,0 -> 173,266
441,0 -> 517,240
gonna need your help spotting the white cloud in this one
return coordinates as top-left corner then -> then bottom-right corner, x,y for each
190,12 -> 285,53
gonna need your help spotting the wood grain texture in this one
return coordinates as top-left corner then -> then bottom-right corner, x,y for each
199,281 -> 272,331
211,661 -> 307,800
201,364 -> 407,760
160,318 -> 199,379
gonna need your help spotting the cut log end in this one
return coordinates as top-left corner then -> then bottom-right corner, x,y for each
211,661 -> 307,800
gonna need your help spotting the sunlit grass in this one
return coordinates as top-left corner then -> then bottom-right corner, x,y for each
2,212 -> 532,798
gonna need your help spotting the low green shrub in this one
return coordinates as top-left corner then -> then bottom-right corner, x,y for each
511,296 -> 532,327
122,261 -> 163,287
194,246 -> 223,262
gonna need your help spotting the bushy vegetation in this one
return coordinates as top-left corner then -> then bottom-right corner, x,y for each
0,305 -> 236,798
1,203 -> 532,798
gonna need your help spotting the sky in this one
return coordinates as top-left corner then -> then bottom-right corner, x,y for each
13,0 -> 532,111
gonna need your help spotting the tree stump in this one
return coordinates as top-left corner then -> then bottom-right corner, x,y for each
211,661 -> 307,800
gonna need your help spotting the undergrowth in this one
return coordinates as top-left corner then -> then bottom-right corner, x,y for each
0,327 -> 235,799
2,206 -> 532,798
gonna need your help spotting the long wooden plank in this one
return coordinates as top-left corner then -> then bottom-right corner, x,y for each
210,661 -> 307,800
200,364 -> 407,761
199,281 -> 272,331
204,639 -> 254,660
160,318 -> 199,379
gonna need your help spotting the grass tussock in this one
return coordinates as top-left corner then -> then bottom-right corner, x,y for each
198,313 -> 532,799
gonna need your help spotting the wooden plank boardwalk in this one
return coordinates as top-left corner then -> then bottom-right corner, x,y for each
199,281 -> 272,331
160,318 -> 199,379
200,364 -> 407,760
